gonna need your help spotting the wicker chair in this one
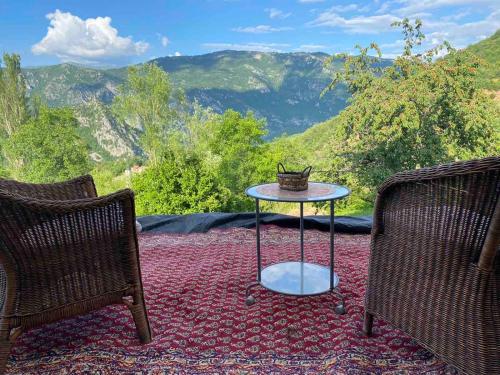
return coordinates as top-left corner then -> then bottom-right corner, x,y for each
363,156 -> 500,375
0,175 -> 152,373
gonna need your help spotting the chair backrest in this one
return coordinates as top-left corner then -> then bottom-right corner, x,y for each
0,187 -> 132,318
0,175 -> 97,201
375,157 -> 500,272
0,175 -> 97,317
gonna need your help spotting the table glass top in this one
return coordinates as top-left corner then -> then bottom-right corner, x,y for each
261,261 -> 339,296
246,182 -> 350,202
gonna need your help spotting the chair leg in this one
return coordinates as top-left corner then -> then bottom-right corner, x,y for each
0,330 -> 14,374
363,311 -> 374,336
125,297 -> 152,344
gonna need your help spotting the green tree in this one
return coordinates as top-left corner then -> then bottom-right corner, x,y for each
322,43 -> 382,97
132,148 -> 231,215
132,106 -> 273,215
323,19 -> 499,201
0,144 -> 7,178
112,63 -> 185,164
0,53 -> 27,138
4,106 -> 91,183
190,109 -> 268,211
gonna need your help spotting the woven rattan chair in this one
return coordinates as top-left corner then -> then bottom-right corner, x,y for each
0,175 -> 152,372
363,156 -> 500,375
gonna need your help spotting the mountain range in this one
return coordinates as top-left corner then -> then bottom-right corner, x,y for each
23,51 -> 352,142
21,30 -> 499,161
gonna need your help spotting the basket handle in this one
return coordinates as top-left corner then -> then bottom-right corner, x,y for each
277,163 -> 287,174
301,166 -> 312,177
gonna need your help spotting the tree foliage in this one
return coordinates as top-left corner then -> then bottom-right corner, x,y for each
323,43 -> 382,97
4,106 -> 91,183
112,63 -> 185,164
111,64 -> 275,215
0,53 -> 27,138
132,106 -> 271,215
321,19 -> 499,201
187,108 -> 268,211
133,149 -> 231,215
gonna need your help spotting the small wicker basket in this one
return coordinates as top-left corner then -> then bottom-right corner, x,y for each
277,163 -> 312,191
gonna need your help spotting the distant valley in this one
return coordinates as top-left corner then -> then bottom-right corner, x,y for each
21,30 -> 498,161
23,51 -> 353,146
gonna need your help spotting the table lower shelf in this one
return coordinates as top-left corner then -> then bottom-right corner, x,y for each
260,261 -> 339,296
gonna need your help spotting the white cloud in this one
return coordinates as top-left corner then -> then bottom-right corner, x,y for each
423,9 -> 500,49
232,25 -> 293,33
304,0 -> 498,58
32,9 -> 148,64
265,8 -> 291,19
440,9 -> 471,21
294,44 -> 328,51
374,0 -> 497,16
308,11 -> 400,33
395,0 -> 498,16
371,7 -> 499,57
375,2 -> 392,14
404,12 -> 433,19
174,51 -> 182,56
156,33 -> 170,47
329,4 -> 370,13
378,39 -> 405,57
379,52 -> 400,59
202,42 -> 290,53
379,39 -> 405,49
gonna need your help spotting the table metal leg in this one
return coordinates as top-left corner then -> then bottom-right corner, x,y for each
330,200 -> 334,290
246,198 -> 261,306
245,281 -> 259,306
256,198 -> 261,282
330,200 -> 346,314
245,196 -> 346,313
300,202 -> 304,262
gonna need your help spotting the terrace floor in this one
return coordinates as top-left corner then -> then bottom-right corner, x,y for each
7,226 -> 456,374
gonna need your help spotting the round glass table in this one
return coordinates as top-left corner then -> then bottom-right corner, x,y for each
245,182 -> 350,314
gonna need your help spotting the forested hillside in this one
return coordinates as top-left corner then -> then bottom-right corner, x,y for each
465,30 -> 500,90
1,22 -> 498,216
23,51 -> 360,139
269,25 -> 500,214
288,28 -> 500,161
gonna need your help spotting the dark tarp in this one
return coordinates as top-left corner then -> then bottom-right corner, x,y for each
138,213 -> 372,234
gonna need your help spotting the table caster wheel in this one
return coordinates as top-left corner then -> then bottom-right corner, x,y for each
246,295 -> 256,306
335,304 -> 346,315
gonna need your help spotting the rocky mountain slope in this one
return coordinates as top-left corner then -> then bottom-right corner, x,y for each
23,51 -> 351,142
21,30 -> 497,161
151,51 -> 350,137
74,101 -> 141,161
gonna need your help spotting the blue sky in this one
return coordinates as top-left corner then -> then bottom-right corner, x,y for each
1,0 -> 498,67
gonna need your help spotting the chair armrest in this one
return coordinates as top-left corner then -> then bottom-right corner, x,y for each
371,157 -> 499,272
10,188 -> 139,257
0,175 -> 97,200
0,189 -> 142,317
10,188 -> 133,214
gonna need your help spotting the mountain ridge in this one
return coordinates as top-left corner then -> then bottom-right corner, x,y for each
19,30 -> 498,160
22,50 -> 354,141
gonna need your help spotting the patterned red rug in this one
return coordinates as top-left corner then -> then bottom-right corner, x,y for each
7,226 -> 455,374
